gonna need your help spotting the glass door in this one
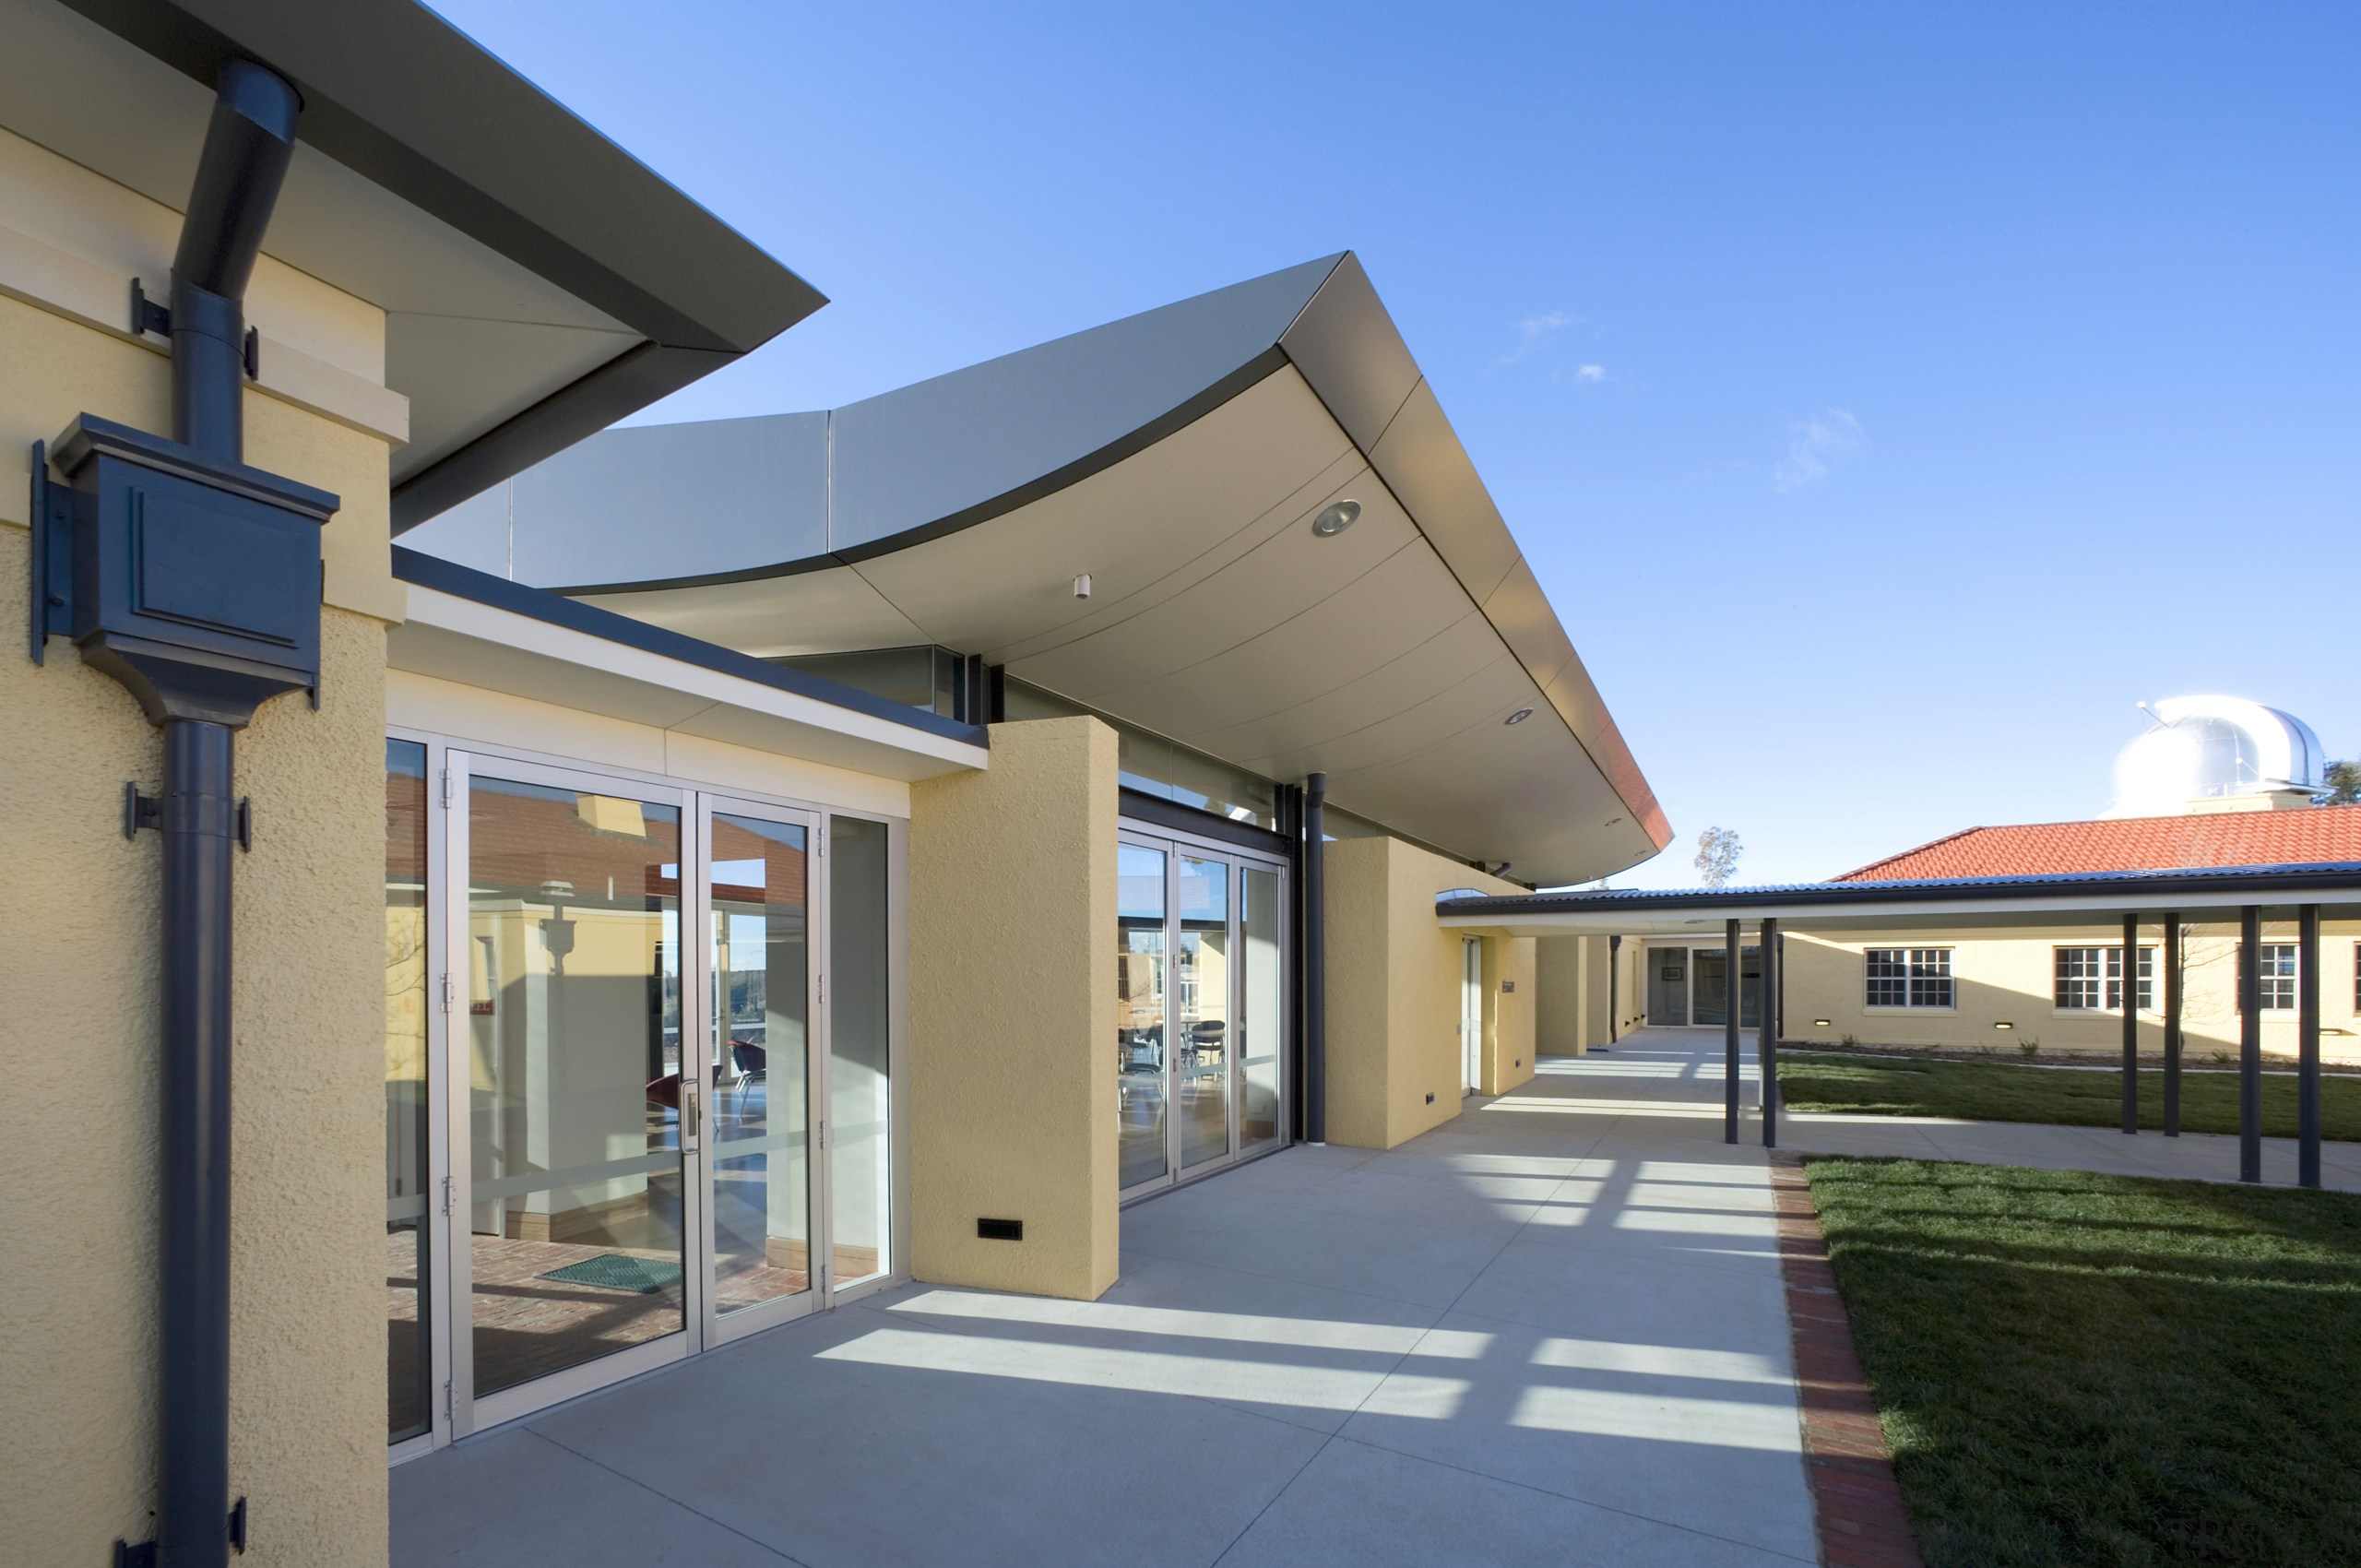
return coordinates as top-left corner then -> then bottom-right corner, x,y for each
701,802 -> 819,1343
1117,829 -> 1288,1198
1461,938 -> 1483,1095
451,756 -> 694,1431
1176,855 -> 1232,1173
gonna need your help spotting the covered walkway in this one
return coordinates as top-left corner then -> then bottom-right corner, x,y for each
392,1034 -> 1817,1567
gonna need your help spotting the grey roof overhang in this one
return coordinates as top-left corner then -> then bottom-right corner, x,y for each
1440,861 -> 2361,934
404,253 -> 1669,882
49,0 -> 825,528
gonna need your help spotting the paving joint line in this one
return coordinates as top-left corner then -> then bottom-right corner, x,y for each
523,1426 -> 814,1566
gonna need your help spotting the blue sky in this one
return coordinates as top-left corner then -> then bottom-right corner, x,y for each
434,1 -> 2358,886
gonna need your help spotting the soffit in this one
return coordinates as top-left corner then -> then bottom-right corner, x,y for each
6,0 -> 818,515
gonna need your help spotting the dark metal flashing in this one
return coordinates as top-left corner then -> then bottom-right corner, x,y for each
542,347 -> 1296,596
393,547 -> 987,750
1439,861 -> 2361,918
58,0 -> 825,530
392,343 -> 733,533
1116,787 -> 1290,859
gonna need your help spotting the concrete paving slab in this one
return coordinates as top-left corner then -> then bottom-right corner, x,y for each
390,1425 -> 797,1568
1217,1434 -> 1812,1568
391,1027 -> 1822,1568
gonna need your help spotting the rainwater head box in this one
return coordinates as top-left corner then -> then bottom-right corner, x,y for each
34,414 -> 338,723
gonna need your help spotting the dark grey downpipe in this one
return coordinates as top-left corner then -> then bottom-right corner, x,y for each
1303,772 -> 1327,1145
170,60 -> 299,460
157,58 -> 300,1568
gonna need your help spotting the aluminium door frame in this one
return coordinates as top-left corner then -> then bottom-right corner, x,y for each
386,727 -> 452,1467
442,749 -> 699,1440
694,791 -> 828,1350
1116,819 -> 1291,1203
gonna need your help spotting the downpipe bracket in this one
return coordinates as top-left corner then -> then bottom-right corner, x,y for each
112,1497 -> 247,1567
125,782 -> 251,850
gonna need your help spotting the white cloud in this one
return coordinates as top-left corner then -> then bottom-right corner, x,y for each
1500,310 -> 1584,365
1774,409 -> 1863,493
1573,362 -> 1606,382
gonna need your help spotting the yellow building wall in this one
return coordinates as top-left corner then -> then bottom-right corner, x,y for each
0,284 -> 394,1565
908,717 -> 1119,1300
1780,922 -> 2361,1065
1324,837 -> 1530,1148
1536,934 -> 1616,1056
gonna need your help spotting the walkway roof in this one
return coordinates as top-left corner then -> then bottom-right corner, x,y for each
1439,861 -> 2361,935
7,0 -> 822,525
404,255 -> 1669,885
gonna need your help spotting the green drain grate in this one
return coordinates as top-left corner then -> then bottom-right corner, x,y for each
537,1253 -> 684,1294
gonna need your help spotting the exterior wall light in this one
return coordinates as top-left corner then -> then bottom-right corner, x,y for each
1994,1020 -> 2014,1029
1505,708 -> 1534,725
1311,500 -> 1359,536
1812,1018 -> 1832,1028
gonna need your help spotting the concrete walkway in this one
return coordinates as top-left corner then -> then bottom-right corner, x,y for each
1783,1099 -> 2361,1191
392,1035 -> 1818,1567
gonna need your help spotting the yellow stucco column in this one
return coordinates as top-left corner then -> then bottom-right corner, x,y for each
907,716 -> 1119,1300
0,294 -> 394,1565
1323,836 -> 1533,1148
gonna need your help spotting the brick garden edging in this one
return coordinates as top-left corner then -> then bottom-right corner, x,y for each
1766,1149 -> 1927,1568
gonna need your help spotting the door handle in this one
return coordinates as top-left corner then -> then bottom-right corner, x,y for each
682,1078 -> 701,1153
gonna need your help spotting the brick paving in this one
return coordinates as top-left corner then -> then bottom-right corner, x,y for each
1766,1150 -> 1926,1568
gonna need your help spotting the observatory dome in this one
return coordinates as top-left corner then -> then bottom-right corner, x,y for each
2106,696 -> 2325,817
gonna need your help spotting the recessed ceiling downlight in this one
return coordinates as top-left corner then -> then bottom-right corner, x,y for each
1311,500 -> 1360,536
1505,707 -> 1534,726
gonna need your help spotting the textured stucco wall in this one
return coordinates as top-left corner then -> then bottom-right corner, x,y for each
1535,934 -> 1600,1055
1777,923 -> 2361,1063
908,717 -> 1118,1299
1323,837 -> 1527,1148
0,291 -> 391,1563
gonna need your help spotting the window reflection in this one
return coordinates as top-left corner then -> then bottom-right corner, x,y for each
386,741 -> 431,1443
466,778 -> 684,1398
829,816 -> 893,1285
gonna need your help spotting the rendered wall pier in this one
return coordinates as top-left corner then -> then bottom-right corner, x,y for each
0,258 -> 396,1562
1323,837 -> 1533,1148
908,716 -> 1119,1299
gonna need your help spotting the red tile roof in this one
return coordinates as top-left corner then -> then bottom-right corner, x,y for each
1835,805 -> 2361,882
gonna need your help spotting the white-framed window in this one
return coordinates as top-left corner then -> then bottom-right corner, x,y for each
2054,945 -> 2154,1012
2258,944 -> 2297,1011
1865,947 -> 1952,1009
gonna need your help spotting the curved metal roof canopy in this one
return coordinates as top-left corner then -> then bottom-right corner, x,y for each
405,255 -> 1670,885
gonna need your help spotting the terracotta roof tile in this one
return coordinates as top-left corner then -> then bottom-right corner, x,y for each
1834,805 -> 2361,882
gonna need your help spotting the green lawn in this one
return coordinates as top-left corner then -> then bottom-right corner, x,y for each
1778,1051 -> 2361,1141
1805,1158 -> 2361,1567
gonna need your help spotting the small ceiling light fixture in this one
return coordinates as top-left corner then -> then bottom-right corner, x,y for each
1505,707 -> 1534,726
1311,499 -> 1360,537
1073,573 -> 1091,599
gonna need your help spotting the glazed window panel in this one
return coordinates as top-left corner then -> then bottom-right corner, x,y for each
2056,946 -> 2154,1012
2259,944 -> 2297,1011
1865,948 -> 1951,1008
386,740 -> 432,1444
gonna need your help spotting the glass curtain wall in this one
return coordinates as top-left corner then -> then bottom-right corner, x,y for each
385,741 -> 432,1443
829,815 -> 894,1287
707,814 -> 812,1317
465,777 -> 685,1399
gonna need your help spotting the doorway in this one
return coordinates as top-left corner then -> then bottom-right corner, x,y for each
1117,827 -> 1289,1199
1461,938 -> 1484,1095
388,741 -> 903,1455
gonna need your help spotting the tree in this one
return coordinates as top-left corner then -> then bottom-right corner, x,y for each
2318,760 -> 2361,806
1694,826 -> 1742,889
